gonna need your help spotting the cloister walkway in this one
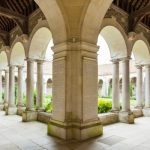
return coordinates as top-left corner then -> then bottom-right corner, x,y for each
0,112 -> 149,150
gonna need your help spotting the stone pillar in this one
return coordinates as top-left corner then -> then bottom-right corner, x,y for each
17,66 -> 25,115
135,65 -> 143,108
18,66 -> 24,106
143,65 -> 150,116
47,42 -> 102,141
22,59 -> 37,121
119,58 -> 134,123
0,70 -> 3,110
112,60 -> 120,111
4,70 -> 9,110
6,66 -> 17,115
36,60 -> 44,110
26,59 -> 34,110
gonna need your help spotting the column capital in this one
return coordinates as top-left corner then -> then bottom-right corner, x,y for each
8,65 -> 16,69
111,59 -> 120,64
36,59 -> 45,64
17,65 -> 24,69
25,58 -> 35,62
119,56 -> 131,62
135,65 -> 143,69
144,64 -> 150,68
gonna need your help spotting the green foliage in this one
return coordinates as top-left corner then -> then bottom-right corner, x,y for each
98,99 -> 112,113
15,85 -> 18,104
129,83 -> 133,97
2,91 -> 4,100
43,95 -> 52,112
33,89 -> 37,105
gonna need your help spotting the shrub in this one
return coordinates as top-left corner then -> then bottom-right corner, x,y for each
44,95 -> 52,112
98,99 -> 112,113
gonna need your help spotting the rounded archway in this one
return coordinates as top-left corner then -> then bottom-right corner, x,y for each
98,26 -> 128,60
29,27 -> 53,60
132,40 -> 150,65
0,51 -> 8,70
10,42 -> 26,66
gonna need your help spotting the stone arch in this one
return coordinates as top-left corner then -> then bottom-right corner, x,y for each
34,0 -> 67,44
98,19 -> 128,59
132,34 -> 150,65
81,0 -> 113,44
10,42 -> 26,66
0,51 -> 8,70
28,25 -> 52,60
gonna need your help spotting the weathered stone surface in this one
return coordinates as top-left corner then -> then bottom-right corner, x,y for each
6,107 -> 17,115
132,109 -> 143,118
37,112 -> 51,124
98,113 -> 119,125
22,111 -> 38,122
119,111 -> 134,124
143,108 -> 150,117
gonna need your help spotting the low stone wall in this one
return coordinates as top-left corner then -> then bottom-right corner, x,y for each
37,112 -> 52,123
132,109 -> 143,118
98,112 -> 119,125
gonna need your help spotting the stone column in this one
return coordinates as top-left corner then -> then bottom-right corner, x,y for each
17,66 -> 24,107
4,70 -> 9,110
47,42 -> 102,141
143,65 -> 150,116
145,65 -> 150,108
36,60 -> 44,110
0,70 -> 3,110
22,59 -> 36,121
112,60 -> 120,111
6,66 -> 17,115
119,58 -> 134,123
136,65 -> 143,108
26,59 -> 34,111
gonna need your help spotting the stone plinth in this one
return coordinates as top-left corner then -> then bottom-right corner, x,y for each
22,111 -> 38,122
132,108 -> 143,118
119,111 -> 134,124
98,113 -> 119,125
48,119 -> 103,141
17,107 -> 26,116
6,107 -> 17,115
143,108 -> 150,117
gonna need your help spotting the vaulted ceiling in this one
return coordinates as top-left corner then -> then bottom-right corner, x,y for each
0,0 -> 38,32
113,0 -> 150,31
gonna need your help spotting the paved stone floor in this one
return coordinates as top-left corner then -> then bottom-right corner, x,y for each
0,111 -> 150,150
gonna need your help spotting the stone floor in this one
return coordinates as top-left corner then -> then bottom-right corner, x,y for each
0,111 -> 150,150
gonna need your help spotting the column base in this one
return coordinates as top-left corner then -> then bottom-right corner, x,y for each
22,110 -> 38,122
142,108 -> 150,117
0,104 -> 4,110
17,106 -> 26,116
132,108 -> 143,118
3,103 -> 8,111
119,111 -> 134,124
6,107 -> 17,115
48,119 -> 103,141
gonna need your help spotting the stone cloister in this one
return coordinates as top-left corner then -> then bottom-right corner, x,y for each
0,0 -> 150,148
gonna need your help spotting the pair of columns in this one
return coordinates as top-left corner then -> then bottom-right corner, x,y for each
8,66 -> 24,108
0,70 -> 9,108
26,59 -> 44,111
112,58 -> 130,112
8,59 -> 45,113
